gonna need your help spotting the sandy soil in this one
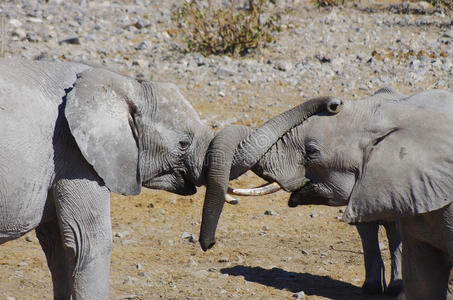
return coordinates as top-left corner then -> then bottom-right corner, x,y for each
1,178 -> 395,300
1,0 -> 452,299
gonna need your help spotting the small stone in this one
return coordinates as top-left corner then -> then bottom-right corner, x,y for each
11,28 -> 26,40
215,66 -> 236,77
264,209 -> 278,216
218,91 -> 225,97
122,276 -> 138,285
301,249 -> 309,255
115,232 -> 124,238
338,208 -> 345,213
136,263 -> 143,270
58,36 -> 80,45
310,211 -> 318,218
293,291 -> 305,299
26,33 -> 40,43
181,232 -> 197,243
8,19 -> 22,27
275,60 -> 293,72
18,262 -> 28,267
6,297 -> 16,300
135,41 -> 151,50
25,236 -> 35,242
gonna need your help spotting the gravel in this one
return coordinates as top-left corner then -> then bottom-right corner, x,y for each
0,0 -> 452,299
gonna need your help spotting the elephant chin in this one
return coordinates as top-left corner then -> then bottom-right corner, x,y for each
143,173 -> 197,196
288,184 -> 330,207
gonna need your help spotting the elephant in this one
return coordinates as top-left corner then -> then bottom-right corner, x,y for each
0,58 -> 213,299
199,88 -> 453,300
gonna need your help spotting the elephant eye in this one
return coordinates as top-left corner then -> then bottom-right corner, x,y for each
178,135 -> 192,151
305,143 -> 320,160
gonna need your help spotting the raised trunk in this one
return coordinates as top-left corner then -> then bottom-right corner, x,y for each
199,97 -> 342,251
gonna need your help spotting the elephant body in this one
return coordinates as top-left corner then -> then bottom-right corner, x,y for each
0,59 -> 212,299
200,89 -> 453,299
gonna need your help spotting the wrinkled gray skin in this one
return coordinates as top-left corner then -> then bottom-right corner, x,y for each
201,88 -> 453,300
0,59 -> 212,299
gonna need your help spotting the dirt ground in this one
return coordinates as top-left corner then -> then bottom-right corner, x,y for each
1,176 -> 396,300
1,0 -> 453,299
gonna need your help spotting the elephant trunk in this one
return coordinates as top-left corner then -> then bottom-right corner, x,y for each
199,125 -> 252,251
199,97 -> 342,251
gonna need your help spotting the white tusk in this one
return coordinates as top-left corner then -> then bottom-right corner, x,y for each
227,182 -> 281,196
225,194 -> 239,205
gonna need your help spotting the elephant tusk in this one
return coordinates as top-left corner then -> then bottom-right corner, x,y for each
227,182 -> 281,196
225,194 -> 239,205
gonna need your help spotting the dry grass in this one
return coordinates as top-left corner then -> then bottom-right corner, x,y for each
171,0 -> 282,56
314,0 -> 453,10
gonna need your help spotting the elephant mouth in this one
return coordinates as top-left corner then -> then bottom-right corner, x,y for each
143,170 -> 197,196
288,181 -> 331,207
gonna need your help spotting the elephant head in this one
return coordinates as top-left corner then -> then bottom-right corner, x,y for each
199,96 -> 343,250
65,67 -> 212,196
199,90 -> 453,250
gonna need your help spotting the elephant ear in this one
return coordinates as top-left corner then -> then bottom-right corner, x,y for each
343,106 -> 453,223
65,68 -> 142,195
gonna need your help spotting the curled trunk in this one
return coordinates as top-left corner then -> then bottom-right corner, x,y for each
199,97 -> 342,251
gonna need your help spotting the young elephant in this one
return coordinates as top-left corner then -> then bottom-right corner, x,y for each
200,89 -> 453,300
0,59 -> 212,299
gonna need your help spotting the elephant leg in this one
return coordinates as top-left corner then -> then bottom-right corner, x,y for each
36,219 -> 71,300
356,222 -> 386,294
382,220 -> 403,296
401,226 -> 450,300
54,173 -> 112,300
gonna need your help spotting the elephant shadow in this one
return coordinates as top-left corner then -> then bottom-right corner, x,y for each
220,266 -> 394,300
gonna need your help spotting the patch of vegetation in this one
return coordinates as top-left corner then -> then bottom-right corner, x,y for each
427,0 -> 453,10
314,0 -> 453,10
172,0 -> 282,56
314,0 -> 345,7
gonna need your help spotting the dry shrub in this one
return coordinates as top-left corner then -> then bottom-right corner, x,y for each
427,0 -> 453,10
314,0 -> 345,7
172,0 -> 282,56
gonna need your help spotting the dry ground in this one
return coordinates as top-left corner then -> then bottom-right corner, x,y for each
1,0 -> 452,299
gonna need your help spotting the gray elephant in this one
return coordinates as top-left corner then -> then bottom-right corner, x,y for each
199,89 -> 453,300
0,59 -> 212,299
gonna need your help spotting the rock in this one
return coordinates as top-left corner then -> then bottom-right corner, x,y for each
58,36 -> 80,45
26,33 -> 41,43
33,52 -> 51,61
181,232 -> 197,243
215,66 -> 236,77
25,235 -> 35,242
264,209 -> 278,216
136,263 -> 143,270
275,60 -> 293,72
310,211 -> 318,218
11,28 -> 26,40
293,291 -> 306,299
135,41 -> 152,50
122,276 -> 138,285
8,19 -> 23,27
